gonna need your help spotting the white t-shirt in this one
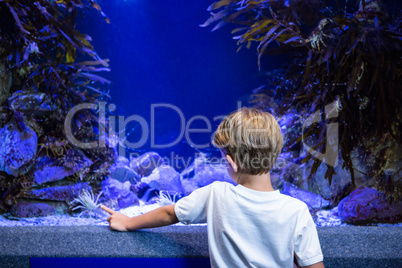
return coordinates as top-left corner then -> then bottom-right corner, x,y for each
175,181 -> 323,268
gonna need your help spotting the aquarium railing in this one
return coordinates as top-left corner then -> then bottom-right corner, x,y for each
0,225 -> 401,268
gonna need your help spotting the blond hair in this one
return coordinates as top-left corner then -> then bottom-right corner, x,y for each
213,108 -> 283,175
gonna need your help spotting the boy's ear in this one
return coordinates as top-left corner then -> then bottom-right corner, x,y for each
226,155 -> 238,172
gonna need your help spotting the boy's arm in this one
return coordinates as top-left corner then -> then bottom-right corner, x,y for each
302,261 -> 325,268
101,205 -> 179,231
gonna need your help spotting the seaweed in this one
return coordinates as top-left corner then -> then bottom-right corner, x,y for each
203,0 -> 402,197
0,0 -> 111,108
0,1 -> 114,216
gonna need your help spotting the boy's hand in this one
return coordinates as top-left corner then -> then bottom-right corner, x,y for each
101,205 -> 131,232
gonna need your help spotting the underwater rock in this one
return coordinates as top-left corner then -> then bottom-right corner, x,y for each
102,177 -> 131,199
118,191 -> 139,209
301,159 -> 354,204
132,181 -> 149,198
9,92 -> 56,116
282,182 -> 330,211
278,112 -> 302,152
130,151 -> 164,177
338,186 -> 402,224
179,155 -> 235,195
193,161 -> 234,188
272,152 -> 297,173
10,199 -> 68,218
280,151 -> 298,162
181,178 -> 200,196
0,123 -> 37,176
136,186 -> 159,204
0,61 -> 12,106
101,178 -> 139,209
34,153 -> 92,185
109,159 -> 140,184
281,162 -> 304,188
141,165 -> 184,194
350,145 -> 399,188
20,182 -> 90,201
116,156 -> 130,166
270,173 -> 283,190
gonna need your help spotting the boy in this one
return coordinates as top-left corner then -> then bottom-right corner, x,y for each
101,108 -> 324,268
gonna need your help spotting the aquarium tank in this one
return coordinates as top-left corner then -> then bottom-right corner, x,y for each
0,0 -> 401,228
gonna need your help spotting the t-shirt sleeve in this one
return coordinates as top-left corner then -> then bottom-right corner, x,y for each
294,205 -> 324,267
174,183 -> 214,224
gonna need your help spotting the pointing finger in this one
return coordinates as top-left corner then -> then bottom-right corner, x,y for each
100,205 -> 115,215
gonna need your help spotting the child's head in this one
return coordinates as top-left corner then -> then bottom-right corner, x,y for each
213,107 -> 283,175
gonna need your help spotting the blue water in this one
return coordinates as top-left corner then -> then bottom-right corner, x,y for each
76,0 -> 284,163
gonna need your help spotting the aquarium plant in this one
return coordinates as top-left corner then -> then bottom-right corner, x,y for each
0,0 -> 116,218
203,0 -> 401,223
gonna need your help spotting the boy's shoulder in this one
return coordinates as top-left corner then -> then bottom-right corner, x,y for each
206,181 -> 309,210
210,182 -> 307,206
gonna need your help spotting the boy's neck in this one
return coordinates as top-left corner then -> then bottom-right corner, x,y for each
236,172 -> 275,192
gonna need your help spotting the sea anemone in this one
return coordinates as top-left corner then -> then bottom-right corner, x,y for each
70,188 -> 103,218
156,191 -> 177,206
